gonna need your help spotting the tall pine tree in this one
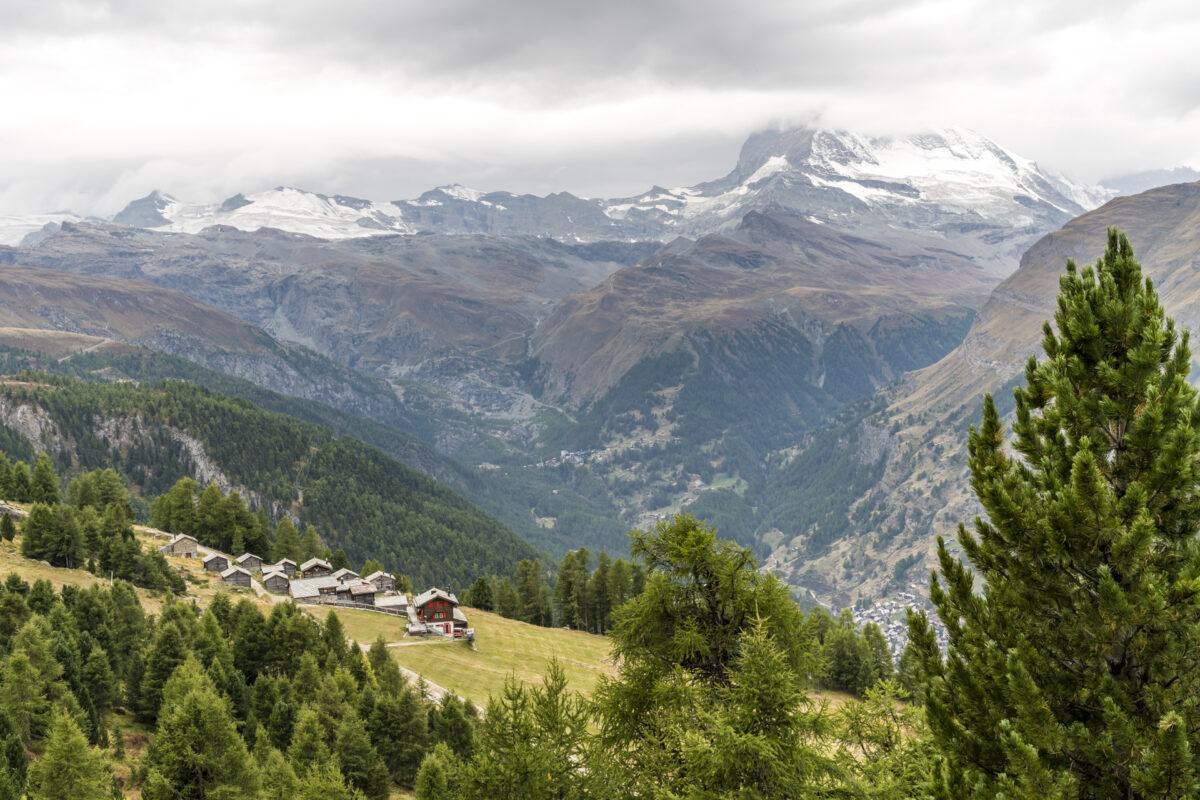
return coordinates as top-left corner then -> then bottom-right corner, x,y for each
909,230 -> 1200,798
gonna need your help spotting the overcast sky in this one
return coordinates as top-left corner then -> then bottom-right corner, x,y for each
2,0 -> 1199,215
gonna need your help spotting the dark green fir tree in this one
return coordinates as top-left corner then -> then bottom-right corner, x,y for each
30,453 -> 59,506
909,230 -> 1200,799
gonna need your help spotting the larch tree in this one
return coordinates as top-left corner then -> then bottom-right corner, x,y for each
909,230 -> 1200,798
25,709 -> 112,800
593,514 -> 832,799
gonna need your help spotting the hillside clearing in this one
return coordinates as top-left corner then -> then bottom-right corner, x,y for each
317,605 -> 616,706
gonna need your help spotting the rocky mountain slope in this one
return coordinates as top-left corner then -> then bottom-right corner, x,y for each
769,180 -> 1200,608
1,222 -> 655,419
527,208 -> 989,431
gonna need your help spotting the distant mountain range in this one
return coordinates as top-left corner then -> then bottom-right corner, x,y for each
0,123 -> 1198,606
14,125 -> 1186,274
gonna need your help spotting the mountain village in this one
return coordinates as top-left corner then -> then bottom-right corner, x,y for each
160,531 -> 472,638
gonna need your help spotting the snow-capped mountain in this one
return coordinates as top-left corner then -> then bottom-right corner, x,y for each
600,127 -> 1113,273
0,212 -> 85,246
114,188 -> 415,239
616,127 -> 1109,226
100,126 -> 1122,274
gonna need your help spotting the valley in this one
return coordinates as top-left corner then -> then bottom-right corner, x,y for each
0,124 -> 1196,616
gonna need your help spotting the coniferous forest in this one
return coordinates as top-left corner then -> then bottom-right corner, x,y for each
2,230 -> 1200,798
0,376 -> 536,587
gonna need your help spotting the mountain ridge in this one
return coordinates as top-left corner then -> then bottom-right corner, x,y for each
5,125 -> 1119,278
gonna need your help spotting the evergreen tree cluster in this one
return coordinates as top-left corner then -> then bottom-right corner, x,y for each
1,457 -> 184,594
0,377 -> 536,587
808,607 -> 896,696
463,547 -> 645,633
426,514 -> 931,800
0,573 -> 481,798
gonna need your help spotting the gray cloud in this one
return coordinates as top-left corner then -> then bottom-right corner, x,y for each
1,0 -> 1199,214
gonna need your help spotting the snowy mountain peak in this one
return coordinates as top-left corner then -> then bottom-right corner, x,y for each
437,184 -> 486,202
90,124 -> 1129,272
113,187 -> 413,239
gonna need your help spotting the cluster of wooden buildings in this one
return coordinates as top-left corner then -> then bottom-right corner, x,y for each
160,532 -> 469,636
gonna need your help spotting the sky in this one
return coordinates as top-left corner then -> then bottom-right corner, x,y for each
2,0 -> 1200,216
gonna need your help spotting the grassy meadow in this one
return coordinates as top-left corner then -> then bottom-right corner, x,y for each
320,605 -> 617,706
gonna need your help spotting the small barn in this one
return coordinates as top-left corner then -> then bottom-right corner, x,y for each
331,567 -> 360,583
236,552 -> 263,573
271,558 -> 297,578
300,557 -> 332,578
203,553 -> 229,572
364,571 -> 396,593
262,570 -> 290,594
160,534 -> 199,558
220,565 -> 252,588
336,579 -> 375,603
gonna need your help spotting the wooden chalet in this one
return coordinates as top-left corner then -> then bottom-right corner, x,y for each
300,557 -> 332,578
262,570 -> 290,593
236,552 -> 263,573
160,533 -> 199,558
336,580 -> 377,605
331,567 -> 360,583
270,558 -> 297,578
364,571 -> 396,593
412,587 -> 467,634
203,553 -> 229,572
220,565 -> 252,588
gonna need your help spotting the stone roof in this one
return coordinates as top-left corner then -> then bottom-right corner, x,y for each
221,566 -> 251,579
167,533 -> 198,546
289,576 -> 339,599
413,587 -> 458,608
300,557 -> 331,572
262,569 -> 288,582
331,568 -> 360,582
273,558 -> 297,568
363,571 -> 393,582
375,594 -> 409,609
236,552 -> 262,565
202,553 -> 227,564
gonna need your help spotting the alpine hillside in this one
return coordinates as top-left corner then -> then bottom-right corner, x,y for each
767,179 -> 1200,609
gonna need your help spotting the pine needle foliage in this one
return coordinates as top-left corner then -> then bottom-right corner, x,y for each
909,229 -> 1200,798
